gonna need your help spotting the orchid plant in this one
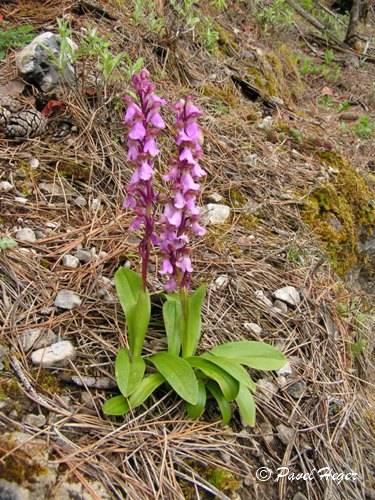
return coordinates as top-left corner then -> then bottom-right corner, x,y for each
103,69 -> 287,425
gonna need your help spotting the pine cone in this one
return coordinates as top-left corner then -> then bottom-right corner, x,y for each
0,96 -> 22,126
5,109 -> 47,139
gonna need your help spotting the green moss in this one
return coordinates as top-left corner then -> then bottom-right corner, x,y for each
0,377 -> 21,399
201,83 -> 239,108
302,152 -> 375,275
215,23 -> 239,55
239,213 -> 258,229
0,435 -> 47,484
33,370 -> 61,394
57,160 -> 90,181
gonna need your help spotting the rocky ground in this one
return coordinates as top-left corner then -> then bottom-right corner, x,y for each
0,1 -> 374,499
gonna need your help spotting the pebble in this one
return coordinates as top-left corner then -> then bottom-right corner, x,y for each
14,196 -> 28,204
276,362 -> 293,377
202,203 -> 231,225
29,157 -> 40,169
276,376 -> 287,388
246,153 -> 258,167
257,116 -> 273,130
24,413 -> 47,428
287,380 -> 307,399
31,340 -> 76,367
70,375 -> 116,389
244,322 -> 262,335
293,493 -> 308,500
0,181 -> 13,192
74,195 -> 86,207
276,424 -> 295,445
15,228 -> 36,243
54,290 -> 81,310
19,328 -> 57,351
207,192 -> 224,203
34,230 -> 45,240
40,306 -> 54,315
91,198 -> 101,211
255,290 -> 273,308
273,299 -> 288,314
213,274 -> 230,290
273,286 -> 301,307
0,479 -> 30,500
62,254 -> 80,269
257,379 -> 278,402
75,249 -> 91,263
39,183 -> 65,196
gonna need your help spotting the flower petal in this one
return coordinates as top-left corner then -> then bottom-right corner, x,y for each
129,121 -> 146,140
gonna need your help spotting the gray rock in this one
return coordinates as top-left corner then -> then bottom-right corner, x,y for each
19,328 -> 57,351
293,493 -> 308,500
91,198 -> 101,211
273,286 -> 301,307
257,378 -> 278,402
54,480 -> 111,500
74,195 -> 87,208
276,361 -> 292,377
276,424 -> 295,445
255,290 -> 273,308
0,181 -> 13,192
287,380 -> 306,399
273,299 -> 288,314
0,479 -> 30,500
14,197 -> 28,204
75,249 -> 91,264
207,192 -> 224,203
244,322 -> 262,335
15,228 -> 36,243
24,413 -> 47,428
16,32 -> 76,93
70,375 -> 116,389
202,203 -> 231,225
257,116 -> 273,130
31,340 -> 75,367
62,254 -> 80,269
213,274 -> 230,290
246,153 -> 258,167
54,290 -> 81,309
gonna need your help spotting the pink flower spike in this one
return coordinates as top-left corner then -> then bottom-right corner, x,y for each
124,102 -> 141,124
160,259 -> 174,275
176,256 -> 193,273
181,173 -> 199,193
150,111 -> 165,129
129,121 -> 146,140
179,147 -> 195,165
144,137 -> 159,157
174,192 -> 186,209
139,161 -> 153,181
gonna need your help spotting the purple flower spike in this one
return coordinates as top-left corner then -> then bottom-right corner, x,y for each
123,69 -> 166,288
160,97 -> 206,291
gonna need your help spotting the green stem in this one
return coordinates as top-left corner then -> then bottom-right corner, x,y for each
180,286 -> 189,358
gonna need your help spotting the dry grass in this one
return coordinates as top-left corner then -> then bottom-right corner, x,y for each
1,1 -> 374,499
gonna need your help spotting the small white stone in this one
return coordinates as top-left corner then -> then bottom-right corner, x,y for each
273,286 -> 301,307
91,198 -> 101,211
15,228 -> 36,243
45,221 -> 59,229
213,274 -> 229,290
74,196 -> 87,208
255,290 -> 273,308
54,290 -> 81,310
246,153 -> 258,167
276,376 -> 288,388
273,299 -> 288,314
244,322 -> 262,335
0,181 -> 13,192
31,340 -> 75,367
202,203 -> 231,225
75,249 -> 91,263
257,116 -> 273,130
39,182 -> 65,196
24,413 -> 46,427
14,197 -> 28,204
98,251 -> 108,259
276,361 -> 292,377
29,158 -> 40,169
62,254 -> 80,269
257,379 -> 278,402
19,328 -> 57,351
207,192 -> 224,203
276,424 -> 294,445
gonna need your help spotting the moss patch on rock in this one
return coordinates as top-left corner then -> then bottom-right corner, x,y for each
302,151 -> 375,275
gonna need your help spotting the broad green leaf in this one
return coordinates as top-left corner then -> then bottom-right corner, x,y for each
201,353 -> 256,392
150,352 -> 199,405
206,382 -> 231,425
186,380 -> 206,419
127,288 -> 151,358
210,341 -> 287,371
129,373 -> 165,409
102,395 -> 129,416
115,348 -> 145,397
182,285 -> 206,358
163,299 -> 182,356
187,357 -> 239,401
235,385 -> 256,426
0,237 -> 17,250
114,267 -> 141,319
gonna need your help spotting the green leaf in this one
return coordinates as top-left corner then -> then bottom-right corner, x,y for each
0,237 -> 17,250
210,341 -> 287,371
187,357 -> 239,401
115,348 -> 145,397
149,352 -> 199,405
183,285 -> 206,358
235,385 -> 256,426
129,373 -> 165,409
206,382 -> 232,425
163,298 -> 182,355
186,380 -> 206,419
102,395 -> 129,416
114,267 -> 141,320
127,288 -> 151,358
201,353 -> 256,392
